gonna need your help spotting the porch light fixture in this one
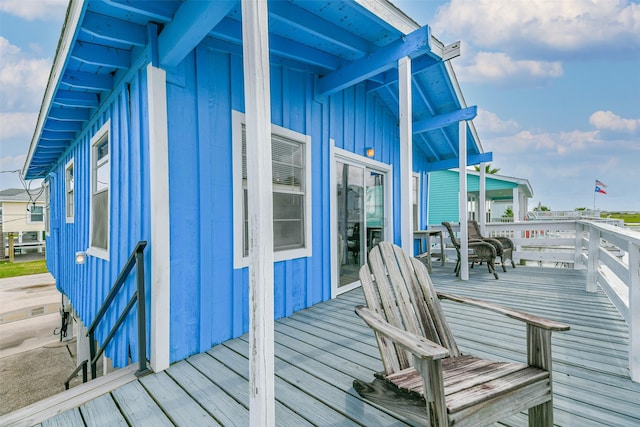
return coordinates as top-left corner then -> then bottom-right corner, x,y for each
365,147 -> 375,158
75,251 -> 86,264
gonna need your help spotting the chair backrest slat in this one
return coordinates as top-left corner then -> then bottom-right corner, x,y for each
359,242 -> 461,376
468,221 -> 482,240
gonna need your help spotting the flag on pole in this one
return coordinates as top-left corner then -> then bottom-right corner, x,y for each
595,186 -> 607,194
595,179 -> 607,188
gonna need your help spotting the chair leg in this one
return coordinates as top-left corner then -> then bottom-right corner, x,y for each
501,259 -> 507,272
488,260 -> 499,279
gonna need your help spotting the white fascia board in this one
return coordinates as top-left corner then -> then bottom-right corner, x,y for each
22,0 -> 86,178
354,0 -> 419,34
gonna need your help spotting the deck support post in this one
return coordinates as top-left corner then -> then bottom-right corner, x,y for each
458,121 -> 468,280
629,242 -> 640,382
512,187 -> 520,222
574,222 -> 584,269
399,56 -> 413,256
8,232 -> 14,263
479,163 -> 486,234
586,226 -> 600,293
241,0 -> 276,425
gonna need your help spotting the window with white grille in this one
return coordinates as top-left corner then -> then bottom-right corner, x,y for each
232,111 -> 312,268
89,122 -> 110,260
65,159 -> 74,223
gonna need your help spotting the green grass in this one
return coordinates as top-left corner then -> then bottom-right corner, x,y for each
602,212 -> 640,224
0,260 -> 49,278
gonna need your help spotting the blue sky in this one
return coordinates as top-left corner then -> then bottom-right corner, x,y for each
0,0 -> 638,211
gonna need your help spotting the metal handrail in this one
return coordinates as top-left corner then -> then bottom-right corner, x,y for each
87,241 -> 150,379
64,359 -> 88,390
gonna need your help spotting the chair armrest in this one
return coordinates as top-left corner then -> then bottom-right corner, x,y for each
467,241 -> 497,257
493,236 -> 514,249
437,293 -> 570,331
355,306 -> 449,360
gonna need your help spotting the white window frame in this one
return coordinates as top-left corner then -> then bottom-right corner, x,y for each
87,121 -> 110,260
27,205 -> 44,223
412,172 -> 420,230
232,110 -> 312,269
65,158 -> 74,223
44,181 -> 50,236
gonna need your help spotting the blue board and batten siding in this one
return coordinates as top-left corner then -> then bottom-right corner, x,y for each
42,33 -> 436,366
46,69 -> 152,368
165,45 -> 405,362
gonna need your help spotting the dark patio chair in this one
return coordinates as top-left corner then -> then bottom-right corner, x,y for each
468,220 -> 516,270
442,221 -> 499,279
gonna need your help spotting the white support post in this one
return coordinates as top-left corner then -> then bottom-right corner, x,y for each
147,64 -> 171,373
574,222 -> 584,269
629,242 -> 640,382
459,121 -> 468,280
399,56 -> 413,256
241,1 -> 275,425
586,226 -> 600,293
512,187 -> 520,222
479,162 -> 486,234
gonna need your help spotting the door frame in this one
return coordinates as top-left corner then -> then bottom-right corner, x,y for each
330,143 -> 393,298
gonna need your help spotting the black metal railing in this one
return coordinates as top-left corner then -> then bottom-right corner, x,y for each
64,359 -> 87,390
86,241 -> 150,380
63,241 -> 150,389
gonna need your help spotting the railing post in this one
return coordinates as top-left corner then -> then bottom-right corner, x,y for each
586,226 -> 600,293
629,242 -> 640,383
135,248 -> 150,376
89,332 -> 97,379
574,222 -> 584,269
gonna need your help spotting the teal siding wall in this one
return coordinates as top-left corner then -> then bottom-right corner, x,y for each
428,170 -> 460,225
427,170 -> 519,225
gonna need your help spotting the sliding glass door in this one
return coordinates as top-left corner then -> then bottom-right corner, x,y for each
336,160 -> 386,289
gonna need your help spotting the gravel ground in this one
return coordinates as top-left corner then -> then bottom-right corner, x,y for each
0,269 -> 83,416
0,340 -> 80,415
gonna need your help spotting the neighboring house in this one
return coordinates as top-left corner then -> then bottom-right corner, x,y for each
427,169 -> 533,225
0,188 -> 46,258
22,0 -> 491,372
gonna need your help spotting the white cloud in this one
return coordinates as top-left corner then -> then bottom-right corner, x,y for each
0,37 -> 51,112
457,51 -> 563,84
434,0 -> 640,58
0,0 -> 68,21
486,129 -> 600,155
475,109 -> 519,134
0,112 -> 38,140
589,110 -> 640,133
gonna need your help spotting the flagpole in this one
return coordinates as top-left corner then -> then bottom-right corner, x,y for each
593,180 -> 596,210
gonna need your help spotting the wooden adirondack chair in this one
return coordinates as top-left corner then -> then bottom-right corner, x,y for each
468,220 -> 517,270
354,241 -> 569,426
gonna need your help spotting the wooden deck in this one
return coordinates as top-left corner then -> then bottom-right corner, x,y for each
9,263 -> 640,426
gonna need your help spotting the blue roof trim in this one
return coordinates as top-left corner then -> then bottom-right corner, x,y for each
23,0 -> 488,180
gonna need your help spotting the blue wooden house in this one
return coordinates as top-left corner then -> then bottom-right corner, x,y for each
427,169 -> 533,225
23,0 -> 491,374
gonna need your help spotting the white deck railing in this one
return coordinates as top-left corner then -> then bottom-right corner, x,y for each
433,219 -> 640,382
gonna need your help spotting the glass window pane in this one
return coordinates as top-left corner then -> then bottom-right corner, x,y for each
31,206 -> 43,222
96,162 -> 109,192
92,191 -> 108,250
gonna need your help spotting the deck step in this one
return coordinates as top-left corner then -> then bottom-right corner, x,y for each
0,364 -> 139,427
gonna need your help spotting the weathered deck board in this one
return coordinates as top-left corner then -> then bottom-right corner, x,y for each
110,381 -> 174,426
78,394 -> 128,426
15,263 -> 640,427
138,372 -> 221,426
